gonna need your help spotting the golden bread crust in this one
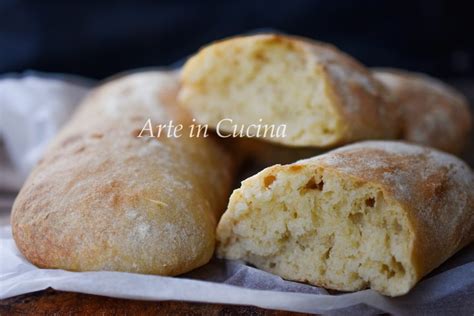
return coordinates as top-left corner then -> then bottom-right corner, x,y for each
11,71 -> 235,275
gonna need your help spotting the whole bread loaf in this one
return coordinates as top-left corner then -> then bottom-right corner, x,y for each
11,71 -> 235,275
179,34 -> 399,147
216,141 -> 474,296
374,68 -> 472,154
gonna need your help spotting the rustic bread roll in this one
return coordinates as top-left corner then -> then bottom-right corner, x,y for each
179,34 -> 399,147
216,141 -> 474,296
374,68 -> 472,154
11,71 -> 235,275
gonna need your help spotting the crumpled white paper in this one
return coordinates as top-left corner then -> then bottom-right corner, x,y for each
1,226 -> 474,315
0,71 -> 92,187
1,73 -> 473,315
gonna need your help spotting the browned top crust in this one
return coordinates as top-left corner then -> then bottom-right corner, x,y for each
294,36 -> 401,141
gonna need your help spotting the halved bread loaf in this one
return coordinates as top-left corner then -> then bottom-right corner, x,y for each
374,68 -> 472,154
179,34 -> 399,147
216,141 -> 474,296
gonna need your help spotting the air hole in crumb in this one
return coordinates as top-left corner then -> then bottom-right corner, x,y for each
324,247 -> 332,260
392,220 -> 402,233
280,231 -> 290,242
293,212 -> 298,219
365,197 -> 375,207
348,212 -> 363,225
392,257 -> 406,276
304,177 -> 324,191
319,266 -> 327,275
269,262 -> 276,268
263,175 -> 276,188
296,240 -> 306,251
349,272 -> 360,281
380,264 -> 396,278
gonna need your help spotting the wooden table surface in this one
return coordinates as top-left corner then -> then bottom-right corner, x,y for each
0,289 -> 310,315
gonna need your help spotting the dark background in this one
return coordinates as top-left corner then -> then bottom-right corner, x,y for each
1,0 -> 473,80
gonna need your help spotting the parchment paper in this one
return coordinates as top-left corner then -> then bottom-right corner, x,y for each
1,226 -> 474,315
1,72 -> 473,315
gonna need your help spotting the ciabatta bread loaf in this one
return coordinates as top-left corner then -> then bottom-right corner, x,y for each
216,141 -> 474,296
179,34 -> 399,147
374,68 -> 472,154
11,71 -> 235,275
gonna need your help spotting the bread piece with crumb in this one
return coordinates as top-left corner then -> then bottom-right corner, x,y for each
179,34 -> 400,147
216,141 -> 474,296
11,71 -> 235,275
374,68 -> 472,154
